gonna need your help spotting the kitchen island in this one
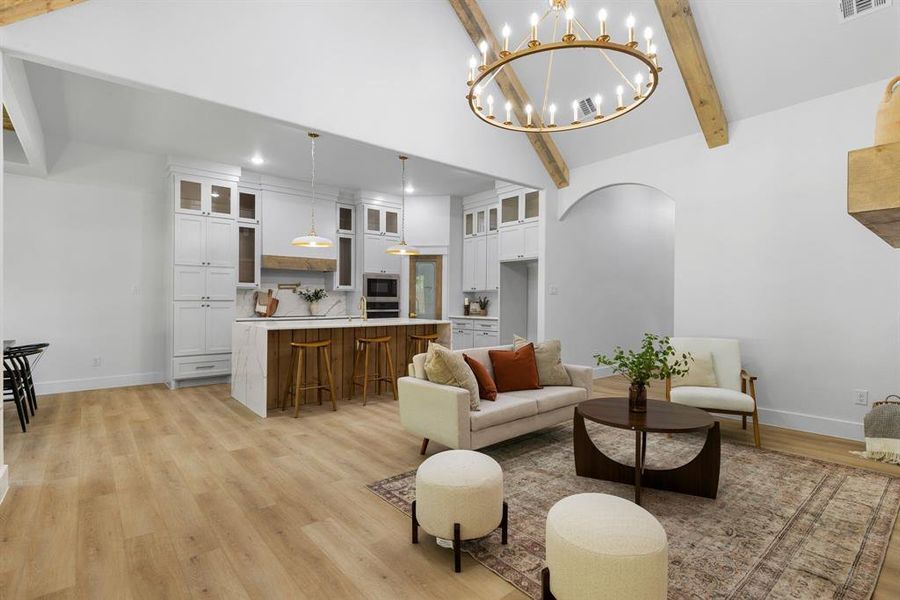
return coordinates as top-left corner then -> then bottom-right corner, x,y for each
231,317 -> 450,417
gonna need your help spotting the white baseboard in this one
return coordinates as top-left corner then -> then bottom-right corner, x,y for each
756,407 -> 863,441
35,372 -> 165,395
0,465 -> 9,506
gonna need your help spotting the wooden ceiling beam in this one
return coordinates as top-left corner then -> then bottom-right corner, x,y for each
3,105 -> 14,132
448,0 -> 570,188
0,0 -> 85,26
655,0 -> 728,148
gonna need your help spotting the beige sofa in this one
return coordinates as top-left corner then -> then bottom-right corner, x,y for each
398,345 -> 593,453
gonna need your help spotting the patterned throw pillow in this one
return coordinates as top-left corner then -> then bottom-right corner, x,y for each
513,335 -> 572,386
424,342 -> 480,410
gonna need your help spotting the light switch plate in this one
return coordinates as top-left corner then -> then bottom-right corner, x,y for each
548,284 -> 559,295
853,389 -> 868,406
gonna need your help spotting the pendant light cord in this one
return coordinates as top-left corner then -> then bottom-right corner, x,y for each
400,157 -> 406,244
310,134 -> 317,235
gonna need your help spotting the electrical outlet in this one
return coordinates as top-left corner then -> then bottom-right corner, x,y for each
92,357 -> 102,368
853,389 -> 868,406
548,284 -> 559,295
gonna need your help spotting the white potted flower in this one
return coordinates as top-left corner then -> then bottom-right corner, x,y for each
298,287 -> 327,316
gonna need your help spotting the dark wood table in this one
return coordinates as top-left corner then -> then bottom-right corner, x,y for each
574,398 -> 720,505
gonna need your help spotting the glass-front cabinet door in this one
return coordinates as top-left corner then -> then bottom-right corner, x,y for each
366,207 -> 381,234
175,176 -> 236,218
335,234 -> 354,289
238,190 -> 259,223
500,194 -> 520,226
464,211 -> 475,237
178,180 -> 203,214
384,209 -> 399,235
524,190 -> 540,221
337,205 -> 354,233
237,224 -> 259,288
476,209 -> 486,235
209,184 -> 233,217
488,207 -> 499,232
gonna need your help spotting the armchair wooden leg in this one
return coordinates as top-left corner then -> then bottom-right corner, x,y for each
453,523 -> 461,573
420,438 -> 429,455
742,415 -> 747,430
501,501 -> 508,545
541,567 -> 556,600
752,408 -> 761,448
411,500 -> 419,544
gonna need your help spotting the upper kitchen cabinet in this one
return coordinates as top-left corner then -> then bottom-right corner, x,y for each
175,175 -> 237,219
337,203 -> 355,234
499,189 -> 540,227
364,205 -> 400,236
464,206 -> 499,238
238,188 -> 261,223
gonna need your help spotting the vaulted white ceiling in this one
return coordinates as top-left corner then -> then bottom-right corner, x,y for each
23,61 -> 497,197
476,0 -> 900,167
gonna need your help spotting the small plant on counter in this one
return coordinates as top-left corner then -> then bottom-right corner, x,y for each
298,287 -> 328,315
476,296 -> 490,311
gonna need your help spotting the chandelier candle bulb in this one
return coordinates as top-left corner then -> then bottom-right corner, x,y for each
474,84 -> 482,110
504,101 -> 512,125
529,12 -> 540,47
594,94 -> 603,119
626,14 -> 637,47
501,23 -> 511,55
468,56 -> 476,84
597,9 -> 609,40
644,27 -> 653,53
525,103 -> 533,126
572,100 -> 579,124
563,7 -> 575,42
487,95 -> 494,119
479,40 -> 488,69
616,85 -> 625,110
634,73 -> 645,99
549,103 -> 557,127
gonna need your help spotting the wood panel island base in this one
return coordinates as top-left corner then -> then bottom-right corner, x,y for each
231,318 -> 451,417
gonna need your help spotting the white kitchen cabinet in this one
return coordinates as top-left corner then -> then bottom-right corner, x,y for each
499,189 -> 540,228
474,330 -> 500,348
363,234 -> 401,274
173,302 -> 207,356
335,234 -> 355,289
464,206 -> 499,238
174,214 -> 204,265
485,233 -> 499,290
499,222 -> 539,261
173,301 -> 235,356
237,223 -> 260,288
206,267 -> 236,300
174,265 -> 205,301
364,205 -> 400,236
175,176 -> 237,219
206,302 -> 235,353
205,217 -> 235,267
473,236 -> 486,291
463,237 -> 476,291
238,189 -> 260,223
336,204 -> 354,234
452,326 -> 474,350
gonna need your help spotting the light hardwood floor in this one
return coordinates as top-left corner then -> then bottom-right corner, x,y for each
0,377 -> 897,599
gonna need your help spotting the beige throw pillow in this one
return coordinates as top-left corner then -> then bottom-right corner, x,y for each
513,335 -> 572,386
672,351 -> 718,388
424,342 -> 480,410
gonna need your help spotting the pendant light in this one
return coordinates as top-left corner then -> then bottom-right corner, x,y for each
291,132 -> 333,248
386,155 -> 419,256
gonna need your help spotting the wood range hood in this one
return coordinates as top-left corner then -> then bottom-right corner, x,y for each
848,141 -> 900,247
261,255 -> 336,272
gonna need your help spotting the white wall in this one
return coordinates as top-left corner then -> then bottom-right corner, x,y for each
549,184 -> 676,370
548,79 -> 900,440
3,139 -> 167,393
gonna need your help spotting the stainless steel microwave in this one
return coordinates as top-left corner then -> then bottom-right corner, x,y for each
363,273 -> 399,301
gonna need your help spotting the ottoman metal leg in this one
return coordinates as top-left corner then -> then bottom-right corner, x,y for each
453,523 -> 461,573
411,500 -> 419,544
501,501 -> 508,545
541,567 -> 557,600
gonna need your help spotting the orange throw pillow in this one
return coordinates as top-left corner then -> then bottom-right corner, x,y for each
464,354 -> 498,401
489,343 -> 542,393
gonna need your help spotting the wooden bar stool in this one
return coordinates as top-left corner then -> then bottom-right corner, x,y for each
352,336 -> 398,405
281,340 -> 337,417
408,332 -> 439,366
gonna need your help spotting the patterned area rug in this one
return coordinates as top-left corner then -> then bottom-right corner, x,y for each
368,422 -> 900,599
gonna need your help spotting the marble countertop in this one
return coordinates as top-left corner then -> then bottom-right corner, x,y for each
235,317 -> 450,331
236,315 -> 361,322
448,315 -> 499,320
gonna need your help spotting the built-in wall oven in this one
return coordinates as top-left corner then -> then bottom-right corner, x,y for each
363,273 -> 400,319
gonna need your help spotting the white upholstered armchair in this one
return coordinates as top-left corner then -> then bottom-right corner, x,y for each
665,337 -> 761,448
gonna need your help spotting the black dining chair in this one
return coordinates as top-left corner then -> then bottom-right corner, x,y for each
3,343 -> 49,431
3,357 -> 29,432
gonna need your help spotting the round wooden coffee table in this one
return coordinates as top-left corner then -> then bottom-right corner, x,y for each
574,398 -> 721,505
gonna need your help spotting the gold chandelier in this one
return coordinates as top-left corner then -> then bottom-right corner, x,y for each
465,0 -> 662,134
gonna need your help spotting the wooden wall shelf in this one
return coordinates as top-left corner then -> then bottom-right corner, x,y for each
848,142 -> 900,247
261,255 -> 337,272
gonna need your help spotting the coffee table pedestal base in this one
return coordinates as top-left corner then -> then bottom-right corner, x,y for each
574,411 -> 720,505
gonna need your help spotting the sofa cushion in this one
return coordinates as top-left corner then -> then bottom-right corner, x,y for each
424,343 -> 480,410
670,386 -> 754,413
514,335 -> 572,386
505,386 -> 587,413
460,347 -> 496,380
489,344 -> 542,393
469,394 -> 538,431
672,351 -> 718,388
412,353 -> 427,379
464,353 -> 498,401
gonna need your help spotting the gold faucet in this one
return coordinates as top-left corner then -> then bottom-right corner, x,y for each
358,296 -> 368,321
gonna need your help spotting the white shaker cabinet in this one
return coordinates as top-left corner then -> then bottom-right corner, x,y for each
205,217 -> 236,267
174,214 -> 204,265
173,302 -> 207,356
499,222 -> 538,261
205,303 -> 235,354
485,233 -> 499,290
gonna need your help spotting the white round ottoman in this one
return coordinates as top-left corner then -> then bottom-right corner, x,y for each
542,493 -> 667,600
412,449 -> 507,572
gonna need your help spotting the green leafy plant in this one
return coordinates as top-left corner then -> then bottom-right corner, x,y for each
476,296 -> 490,310
594,333 -> 692,386
298,287 -> 328,303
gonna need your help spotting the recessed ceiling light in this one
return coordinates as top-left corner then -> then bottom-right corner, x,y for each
405,184 -> 415,194
250,154 -> 264,165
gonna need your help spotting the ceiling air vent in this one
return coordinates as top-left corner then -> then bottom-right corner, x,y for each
839,0 -> 892,21
577,96 -> 597,120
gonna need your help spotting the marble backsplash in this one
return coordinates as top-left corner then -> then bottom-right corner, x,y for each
236,278 -> 349,318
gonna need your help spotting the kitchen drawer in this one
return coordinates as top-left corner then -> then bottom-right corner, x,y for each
474,330 -> 500,348
452,329 -> 474,350
473,320 -> 499,333
451,318 -> 474,331
173,354 -> 231,379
